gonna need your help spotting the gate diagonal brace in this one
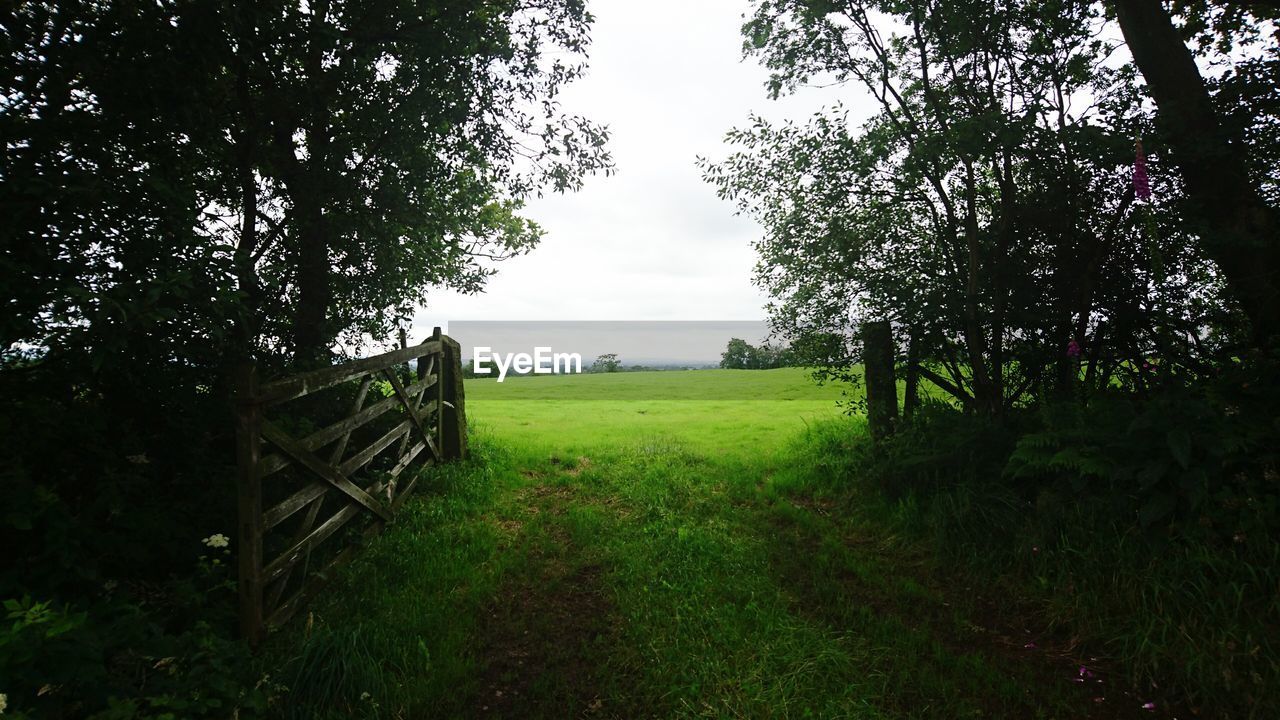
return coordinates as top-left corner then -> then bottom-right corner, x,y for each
382,369 -> 442,464
260,421 -> 392,522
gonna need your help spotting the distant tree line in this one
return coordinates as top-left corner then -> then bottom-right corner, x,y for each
719,337 -> 795,369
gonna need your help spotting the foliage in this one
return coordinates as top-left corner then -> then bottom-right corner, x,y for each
278,625 -> 393,720
703,0 -> 1254,414
1,1 -> 609,714
2,0 -> 612,364
699,14 -> 1280,710
1006,359 -> 1280,538
0,590 -> 269,719
1112,0 -> 1280,344
718,337 -> 795,369
779,398 -> 1279,716
591,353 -> 621,373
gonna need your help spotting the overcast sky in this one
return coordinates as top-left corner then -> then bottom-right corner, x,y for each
410,0 -> 858,340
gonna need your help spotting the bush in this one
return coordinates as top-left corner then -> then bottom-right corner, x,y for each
0,358 -> 269,718
778,372 -> 1280,716
1007,367 -> 1280,541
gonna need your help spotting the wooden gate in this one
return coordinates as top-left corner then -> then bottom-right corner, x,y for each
234,330 -> 467,646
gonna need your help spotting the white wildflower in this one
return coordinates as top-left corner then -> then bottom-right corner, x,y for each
0,692 -> 8,713
202,534 -> 230,549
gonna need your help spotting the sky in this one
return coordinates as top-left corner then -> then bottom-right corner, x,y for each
409,0 -> 857,340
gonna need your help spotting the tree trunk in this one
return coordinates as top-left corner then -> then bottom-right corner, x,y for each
291,0 -> 335,365
961,160 -> 999,414
292,196 -> 331,364
863,320 -> 899,441
903,328 -> 920,420
1114,0 -> 1279,347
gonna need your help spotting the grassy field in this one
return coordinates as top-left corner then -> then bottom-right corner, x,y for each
273,369 -> 1160,719
464,367 -> 851,456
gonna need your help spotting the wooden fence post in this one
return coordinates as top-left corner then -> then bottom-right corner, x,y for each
439,334 -> 468,460
420,327 -> 440,383
234,363 -> 265,647
863,320 -> 898,441
903,327 -> 920,421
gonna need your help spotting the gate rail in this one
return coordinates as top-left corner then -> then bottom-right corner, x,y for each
235,329 -> 467,646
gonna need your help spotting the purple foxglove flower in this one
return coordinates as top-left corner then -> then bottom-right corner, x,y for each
1066,340 -> 1081,359
1134,138 -> 1152,202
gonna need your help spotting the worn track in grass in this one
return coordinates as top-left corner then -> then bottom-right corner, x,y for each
286,386 -> 1178,719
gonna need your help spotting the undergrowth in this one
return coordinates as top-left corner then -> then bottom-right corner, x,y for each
772,381 -> 1280,719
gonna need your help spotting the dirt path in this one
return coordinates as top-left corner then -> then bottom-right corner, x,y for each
460,455 -> 1174,719
311,443 -> 1179,718
473,473 -> 618,719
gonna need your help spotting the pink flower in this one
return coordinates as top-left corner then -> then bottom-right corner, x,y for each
1066,340 -> 1081,359
1134,138 -> 1152,202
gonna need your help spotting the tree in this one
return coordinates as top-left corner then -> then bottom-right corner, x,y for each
0,2 -> 612,664
2,0 -> 613,372
704,0 -> 1231,414
720,338 -> 755,368
593,353 -> 621,373
721,337 -> 796,368
229,0 -> 613,363
1111,0 -> 1279,347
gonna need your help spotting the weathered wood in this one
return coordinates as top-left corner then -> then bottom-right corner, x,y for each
389,440 -> 426,479
440,334 -> 469,460
391,474 -> 419,513
264,480 -> 326,610
330,376 -> 373,464
338,418 -> 413,477
266,542 -> 359,628
235,364 -> 265,647
263,474 -> 389,589
256,340 -> 442,405
397,352 -> 432,459
261,500 -> 364,584
261,421 -> 392,522
863,320 -> 898,441
434,329 -> 445,456
263,481 -> 328,531
383,368 -> 442,463
265,515 -> 385,629
417,347 -> 435,383
236,334 -> 470,642
258,378 -> 434,478
263,374 -> 375,606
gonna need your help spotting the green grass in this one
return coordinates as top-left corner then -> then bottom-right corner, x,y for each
270,369 -> 1162,718
466,368 -> 855,456
465,366 -> 855,401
